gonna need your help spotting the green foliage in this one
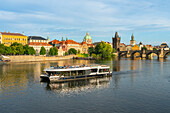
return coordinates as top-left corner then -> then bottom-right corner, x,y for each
53,47 -> 58,55
29,47 -> 36,55
49,47 -> 58,56
0,42 -> 36,55
88,47 -> 95,56
40,46 -> 47,55
0,44 -> 5,54
68,48 -> 77,55
10,42 -> 24,55
142,46 -> 147,50
78,53 -> 89,58
78,49 -> 80,54
91,53 -> 96,58
65,52 -> 68,56
113,48 -> 117,53
153,48 -> 157,51
49,48 -> 54,56
94,41 -> 113,59
24,44 -> 30,55
4,46 -> 12,55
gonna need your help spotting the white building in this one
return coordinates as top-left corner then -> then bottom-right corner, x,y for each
28,36 -> 52,55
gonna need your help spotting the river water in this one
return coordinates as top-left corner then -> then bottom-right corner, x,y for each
0,58 -> 170,113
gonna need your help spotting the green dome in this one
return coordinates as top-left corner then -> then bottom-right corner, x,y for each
83,32 -> 92,41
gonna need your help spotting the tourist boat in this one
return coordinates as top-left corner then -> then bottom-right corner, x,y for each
40,65 -> 112,82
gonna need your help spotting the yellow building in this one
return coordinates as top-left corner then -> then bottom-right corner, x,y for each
0,32 -> 27,46
132,44 -> 140,51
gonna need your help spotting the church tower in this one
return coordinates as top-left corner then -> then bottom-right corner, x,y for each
83,32 -> 92,44
112,32 -> 121,51
130,34 -> 135,46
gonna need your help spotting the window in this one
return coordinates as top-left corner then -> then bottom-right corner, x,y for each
91,69 -> 97,73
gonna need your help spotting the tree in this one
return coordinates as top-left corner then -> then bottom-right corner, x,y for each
40,46 -> 46,55
11,46 -> 17,55
0,44 -> 5,55
49,47 -> 58,56
65,52 -> 68,56
24,44 -> 30,55
10,42 -> 24,55
68,48 -> 77,55
29,47 -> 36,55
88,47 -> 95,56
94,41 -> 113,59
4,46 -> 12,55
16,44 -> 24,55
53,47 -> 58,55
49,48 -> 54,56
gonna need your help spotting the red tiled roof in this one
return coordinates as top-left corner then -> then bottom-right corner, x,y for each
49,39 -> 60,44
50,39 -> 80,45
87,44 -> 94,46
28,42 -> 52,46
82,41 -> 86,44
0,32 -> 26,36
65,40 -> 80,44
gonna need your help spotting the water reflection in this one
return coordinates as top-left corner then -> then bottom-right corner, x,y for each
0,58 -> 169,95
44,76 -> 112,93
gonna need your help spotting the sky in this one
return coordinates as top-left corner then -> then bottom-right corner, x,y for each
0,0 -> 170,45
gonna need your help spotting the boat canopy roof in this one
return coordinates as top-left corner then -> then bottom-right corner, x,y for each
44,65 -> 110,72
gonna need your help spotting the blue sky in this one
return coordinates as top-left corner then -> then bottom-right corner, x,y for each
0,0 -> 170,45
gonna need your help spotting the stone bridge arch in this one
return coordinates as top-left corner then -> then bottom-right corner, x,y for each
118,51 -> 128,59
146,50 -> 159,59
131,51 -> 142,59
164,51 -> 170,59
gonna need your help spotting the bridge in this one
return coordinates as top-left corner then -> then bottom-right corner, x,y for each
118,49 -> 170,59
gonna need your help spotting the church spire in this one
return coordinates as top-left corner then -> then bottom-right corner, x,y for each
131,34 -> 134,41
115,32 -> 118,38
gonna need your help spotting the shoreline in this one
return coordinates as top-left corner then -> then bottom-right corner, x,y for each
2,55 -> 77,63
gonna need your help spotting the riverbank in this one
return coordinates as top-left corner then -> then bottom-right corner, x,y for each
2,55 -> 77,63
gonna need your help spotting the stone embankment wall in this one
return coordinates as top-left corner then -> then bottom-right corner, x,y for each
3,55 -> 77,63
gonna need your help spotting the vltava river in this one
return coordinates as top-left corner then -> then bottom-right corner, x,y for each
1,58 -> 170,113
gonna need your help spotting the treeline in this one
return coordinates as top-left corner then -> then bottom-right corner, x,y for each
0,42 -> 36,55
88,41 -> 114,59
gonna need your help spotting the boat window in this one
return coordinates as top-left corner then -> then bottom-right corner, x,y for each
91,69 -> 97,72
78,70 -> 84,75
71,71 -> 76,76
99,69 -> 110,72
85,70 -> 91,75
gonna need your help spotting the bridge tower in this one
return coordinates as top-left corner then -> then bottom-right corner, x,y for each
112,32 -> 121,51
130,34 -> 135,46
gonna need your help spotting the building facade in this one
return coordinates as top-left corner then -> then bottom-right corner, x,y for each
0,32 -> 27,46
49,33 -> 94,56
112,32 -> 121,51
28,36 -> 52,55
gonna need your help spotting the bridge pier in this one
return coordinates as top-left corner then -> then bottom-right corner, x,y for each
159,48 -> 164,59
